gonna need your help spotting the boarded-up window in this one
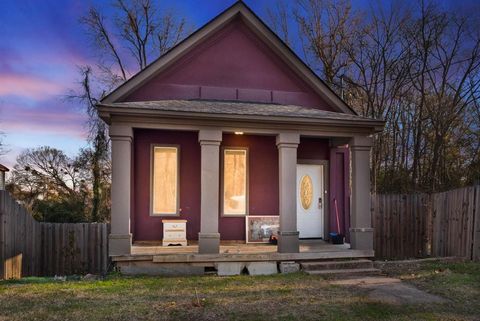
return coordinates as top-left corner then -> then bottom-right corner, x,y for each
223,149 -> 247,215
152,146 -> 178,215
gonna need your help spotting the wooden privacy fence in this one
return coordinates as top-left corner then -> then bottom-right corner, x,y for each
0,191 -> 109,279
372,185 -> 480,260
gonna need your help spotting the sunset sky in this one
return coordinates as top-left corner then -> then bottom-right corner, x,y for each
0,0 -> 267,169
0,0 -> 475,170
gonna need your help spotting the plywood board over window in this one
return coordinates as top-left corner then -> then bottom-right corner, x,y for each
223,148 -> 248,216
151,146 -> 179,215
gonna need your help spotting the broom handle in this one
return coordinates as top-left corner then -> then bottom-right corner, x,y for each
334,198 -> 341,234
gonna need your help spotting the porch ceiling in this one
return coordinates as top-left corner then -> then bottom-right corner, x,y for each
97,100 -> 384,133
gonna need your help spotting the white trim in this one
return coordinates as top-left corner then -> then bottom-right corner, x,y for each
110,118 -> 379,138
296,163 -> 324,239
222,147 -> 248,216
150,145 -> 180,216
99,107 -> 384,132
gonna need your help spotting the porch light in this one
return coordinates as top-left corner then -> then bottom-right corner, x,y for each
234,131 -> 244,135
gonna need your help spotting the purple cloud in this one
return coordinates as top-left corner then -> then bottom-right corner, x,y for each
0,97 -> 88,139
0,73 -> 65,100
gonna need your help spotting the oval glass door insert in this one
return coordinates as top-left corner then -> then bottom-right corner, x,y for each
300,175 -> 313,210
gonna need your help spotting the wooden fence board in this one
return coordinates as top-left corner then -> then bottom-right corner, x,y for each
373,186 -> 480,260
0,191 -> 5,279
473,186 -> 480,262
0,191 -> 109,279
101,223 -> 108,274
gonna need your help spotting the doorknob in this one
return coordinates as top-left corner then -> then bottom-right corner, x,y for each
318,197 -> 323,209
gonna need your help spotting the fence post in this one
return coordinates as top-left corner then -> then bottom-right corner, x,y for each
473,185 -> 480,262
0,191 -> 5,279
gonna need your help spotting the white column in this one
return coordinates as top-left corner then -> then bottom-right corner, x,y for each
349,136 -> 374,250
198,129 -> 222,254
276,132 -> 300,253
109,125 -> 133,256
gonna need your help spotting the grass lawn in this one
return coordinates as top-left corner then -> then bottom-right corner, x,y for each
0,261 -> 479,321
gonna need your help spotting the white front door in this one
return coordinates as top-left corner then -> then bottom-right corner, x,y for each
297,164 -> 324,238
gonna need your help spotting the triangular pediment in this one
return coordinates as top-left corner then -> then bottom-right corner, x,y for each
101,1 -> 355,115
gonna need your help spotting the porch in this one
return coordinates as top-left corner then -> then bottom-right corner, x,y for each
100,100 -> 384,260
112,240 -> 374,275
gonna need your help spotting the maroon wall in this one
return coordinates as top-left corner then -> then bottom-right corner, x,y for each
298,137 -> 330,160
123,17 -> 333,111
133,129 -> 201,241
329,147 -> 351,240
219,134 -> 279,240
132,130 -> 349,242
133,130 -> 279,242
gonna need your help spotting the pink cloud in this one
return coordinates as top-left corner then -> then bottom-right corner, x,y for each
2,121 -> 86,139
0,73 -> 64,99
0,100 -> 88,139
0,145 -> 23,170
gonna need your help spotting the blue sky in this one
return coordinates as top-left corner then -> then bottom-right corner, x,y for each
0,0 -> 477,169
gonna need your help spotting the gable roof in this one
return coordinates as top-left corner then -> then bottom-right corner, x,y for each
100,1 -> 357,115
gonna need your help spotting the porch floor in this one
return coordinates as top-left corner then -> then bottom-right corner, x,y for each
111,240 -> 374,265
131,240 -> 349,256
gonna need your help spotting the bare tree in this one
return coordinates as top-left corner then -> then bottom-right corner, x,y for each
71,0 -> 189,221
294,0 -> 361,88
7,146 -> 99,222
81,8 -> 128,82
269,0 -> 480,193
266,0 -> 292,46
342,1 -> 414,192
422,10 -> 480,190
8,147 -> 82,205
81,0 -> 187,84
156,7 -> 187,56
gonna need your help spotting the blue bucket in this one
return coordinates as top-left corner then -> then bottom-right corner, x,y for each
329,232 -> 344,245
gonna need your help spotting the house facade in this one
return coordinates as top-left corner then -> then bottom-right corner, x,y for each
98,2 -> 384,257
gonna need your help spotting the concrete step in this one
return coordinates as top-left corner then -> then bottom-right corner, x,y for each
301,259 -> 373,271
305,267 -> 381,277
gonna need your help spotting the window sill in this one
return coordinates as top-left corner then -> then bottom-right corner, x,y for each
150,213 -> 181,217
221,214 -> 247,218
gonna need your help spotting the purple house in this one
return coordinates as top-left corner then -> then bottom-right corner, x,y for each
98,2 -> 383,273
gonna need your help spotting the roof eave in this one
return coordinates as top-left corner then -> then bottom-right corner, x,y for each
97,104 -> 385,133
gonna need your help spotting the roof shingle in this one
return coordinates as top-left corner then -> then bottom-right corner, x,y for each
98,100 -> 381,123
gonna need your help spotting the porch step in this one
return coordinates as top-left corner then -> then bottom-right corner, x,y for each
301,259 -> 381,277
301,259 -> 373,271
304,267 -> 381,277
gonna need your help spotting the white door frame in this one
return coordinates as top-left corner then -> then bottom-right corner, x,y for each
297,159 -> 329,239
